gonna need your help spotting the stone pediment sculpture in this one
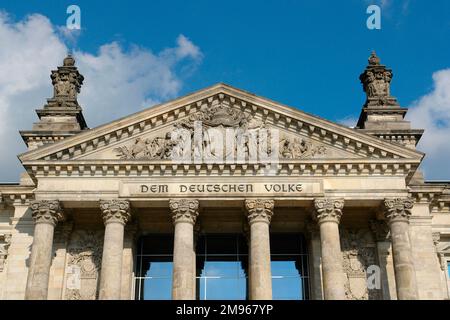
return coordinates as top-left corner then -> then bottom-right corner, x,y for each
18,83 -> 424,180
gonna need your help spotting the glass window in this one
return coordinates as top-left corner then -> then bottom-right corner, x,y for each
135,235 -> 174,300
196,234 -> 248,300
270,234 -> 309,300
447,261 -> 450,278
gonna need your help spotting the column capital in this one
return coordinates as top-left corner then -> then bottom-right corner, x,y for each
30,200 -> 65,226
382,198 -> 414,224
169,199 -> 199,225
99,199 -> 131,225
313,198 -> 344,224
245,199 -> 274,225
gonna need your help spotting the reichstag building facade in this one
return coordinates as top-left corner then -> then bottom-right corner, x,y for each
0,52 -> 449,300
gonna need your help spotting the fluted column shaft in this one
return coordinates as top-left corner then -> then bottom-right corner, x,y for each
170,199 -> 199,300
383,198 -> 418,300
25,200 -> 64,300
245,199 -> 274,300
99,200 -> 131,300
313,198 -> 346,300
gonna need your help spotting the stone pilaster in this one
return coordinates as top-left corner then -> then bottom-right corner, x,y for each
369,219 -> 397,300
25,200 -> 65,300
98,200 -> 131,300
382,198 -> 418,300
305,218 -> 323,300
245,199 -> 274,300
169,199 -> 199,300
48,221 -> 73,300
312,198 -> 346,300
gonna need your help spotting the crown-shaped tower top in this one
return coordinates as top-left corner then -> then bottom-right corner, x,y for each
359,51 -> 399,108
48,54 -> 85,107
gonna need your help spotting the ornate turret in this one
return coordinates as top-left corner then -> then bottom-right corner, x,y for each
20,54 -> 88,150
356,52 -> 423,151
359,51 -> 398,108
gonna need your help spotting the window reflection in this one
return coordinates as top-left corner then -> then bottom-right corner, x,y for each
196,234 -> 248,300
271,234 -> 309,300
135,235 -> 174,300
135,233 -> 310,300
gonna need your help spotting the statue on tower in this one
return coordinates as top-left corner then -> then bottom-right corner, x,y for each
359,51 -> 398,107
48,54 -> 84,108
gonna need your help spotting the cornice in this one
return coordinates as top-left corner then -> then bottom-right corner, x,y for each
21,159 -> 420,180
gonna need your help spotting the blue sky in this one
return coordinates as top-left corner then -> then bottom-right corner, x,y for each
0,0 -> 450,181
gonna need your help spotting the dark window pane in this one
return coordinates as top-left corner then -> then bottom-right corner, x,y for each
139,235 -> 174,255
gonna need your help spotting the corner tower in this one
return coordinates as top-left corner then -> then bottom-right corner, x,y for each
356,51 -> 423,150
20,54 -> 88,150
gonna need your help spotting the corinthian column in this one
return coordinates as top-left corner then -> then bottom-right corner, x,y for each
98,200 -> 131,300
382,198 -> 418,300
169,199 -> 199,300
245,199 -> 274,300
313,198 -> 346,300
25,200 -> 65,300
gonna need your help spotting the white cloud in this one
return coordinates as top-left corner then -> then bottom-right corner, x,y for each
0,12 -> 202,182
338,116 -> 358,128
407,69 -> 450,180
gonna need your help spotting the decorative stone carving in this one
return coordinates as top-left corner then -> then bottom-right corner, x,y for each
0,234 -> 12,272
382,198 -> 414,223
65,230 -> 104,300
114,135 -> 176,160
359,51 -> 399,107
313,198 -> 344,224
99,200 -> 131,225
245,199 -> 274,224
279,137 -> 326,159
369,219 -> 390,242
341,229 -> 379,300
30,200 -> 65,226
169,199 -> 199,225
51,55 -> 84,100
186,100 -> 249,128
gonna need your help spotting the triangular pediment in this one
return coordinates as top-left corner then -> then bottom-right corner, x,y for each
19,83 -> 423,166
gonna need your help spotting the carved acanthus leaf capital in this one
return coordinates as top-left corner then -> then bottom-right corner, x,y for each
382,198 -> 414,223
245,199 -> 274,224
99,200 -> 131,225
313,198 -> 344,224
30,200 -> 65,226
169,199 -> 199,225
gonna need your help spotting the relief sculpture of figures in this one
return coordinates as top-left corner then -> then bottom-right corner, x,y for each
279,137 -> 327,159
114,134 -> 176,160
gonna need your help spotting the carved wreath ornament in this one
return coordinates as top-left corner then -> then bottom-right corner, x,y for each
245,199 -> 275,224
169,199 -> 199,225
